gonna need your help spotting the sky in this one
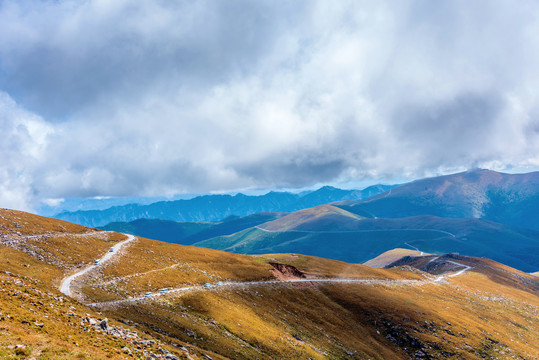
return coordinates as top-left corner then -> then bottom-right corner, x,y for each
1,0 -> 539,212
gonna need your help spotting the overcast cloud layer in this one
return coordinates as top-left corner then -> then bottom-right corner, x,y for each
1,0 -> 539,211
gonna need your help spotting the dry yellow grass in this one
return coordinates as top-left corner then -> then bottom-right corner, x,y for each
260,204 -> 363,231
0,270 -> 190,359
1,209 -> 538,359
363,248 -> 430,268
257,253 -> 426,280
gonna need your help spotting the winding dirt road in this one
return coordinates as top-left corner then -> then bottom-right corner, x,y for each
255,226 -> 457,237
60,234 -> 136,297
55,231 -> 472,307
89,259 -> 472,308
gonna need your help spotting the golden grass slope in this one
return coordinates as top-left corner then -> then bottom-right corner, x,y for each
0,210 -> 222,359
96,254 -> 538,359
81,235 -> 538,359
364,248 -> 430,268
0,269 -> 177,359
259,204 -> 364,231
1,209 -> 538,359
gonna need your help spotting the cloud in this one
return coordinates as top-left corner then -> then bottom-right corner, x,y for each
1,0 -> 539,210
0,91 -> 53,210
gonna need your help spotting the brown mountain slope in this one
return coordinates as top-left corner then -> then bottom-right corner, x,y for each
1,209 -> 538,359
259,204 -> 364,231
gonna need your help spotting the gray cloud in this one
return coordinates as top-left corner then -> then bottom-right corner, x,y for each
0,0 -> 306,119
1,0 -> 539,210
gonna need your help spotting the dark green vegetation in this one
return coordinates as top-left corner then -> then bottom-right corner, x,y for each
55,184 -> 394,227
101,213 -> 285,245
194,205 -> 539,272
335,169 -> 539,230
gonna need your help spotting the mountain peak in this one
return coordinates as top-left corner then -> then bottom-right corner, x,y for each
315,185 -> 340,191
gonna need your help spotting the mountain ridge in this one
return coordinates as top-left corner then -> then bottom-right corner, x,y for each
195,211 -> 539,272
54,184 -> 395,227
335,169 -> 539,229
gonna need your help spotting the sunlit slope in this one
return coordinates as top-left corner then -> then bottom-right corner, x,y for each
76,236 -> 422,303
335,169 -> 539,230
385,253 -> 539,295
195,210 -> 539,271
1,209 -> 538,359
260,204 -> 364,231
0,209 -> 203,359
364,248 -> 429,268
0,209 -> 128,287
83,238 -> 539,360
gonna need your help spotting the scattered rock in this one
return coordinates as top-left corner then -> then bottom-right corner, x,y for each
121,346 -> 132,356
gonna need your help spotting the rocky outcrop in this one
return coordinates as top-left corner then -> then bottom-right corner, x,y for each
269,262 -> 307,280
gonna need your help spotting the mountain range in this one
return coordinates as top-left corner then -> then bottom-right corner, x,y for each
194,204 -> 539,272
55,184 -> 394,227
97,169 -> 539,272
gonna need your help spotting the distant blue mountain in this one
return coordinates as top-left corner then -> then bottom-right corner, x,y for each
38,194 -> 198,217
191,169 -> 539,272
55,184 -> 395,227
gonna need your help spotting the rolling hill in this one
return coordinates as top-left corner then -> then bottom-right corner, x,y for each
54,184 -> 394,227
100,213 -> 286,245
363,248 -> 429,268
1,209 -> 538,359
194,205 -> 539,272
335,168 -> 539,230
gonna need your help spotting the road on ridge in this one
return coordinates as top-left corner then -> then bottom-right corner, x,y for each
60,234 -> 136,297
255,226 -> 457,238
89,259 -> 473,308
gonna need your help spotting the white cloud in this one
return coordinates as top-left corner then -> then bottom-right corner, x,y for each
0,91 -> 54,210
0,0 -> 539,210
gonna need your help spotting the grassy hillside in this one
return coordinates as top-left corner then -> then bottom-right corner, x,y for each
2,209 -> 538,359
0,210 -> 205,359
364,248 -> 428,268
182,212 -> 286,243
195,212 -> 539,272
101,213 -> 286,245
101,218 -> 213,244
260,204 -> 364,231
84,239 -> 539,360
